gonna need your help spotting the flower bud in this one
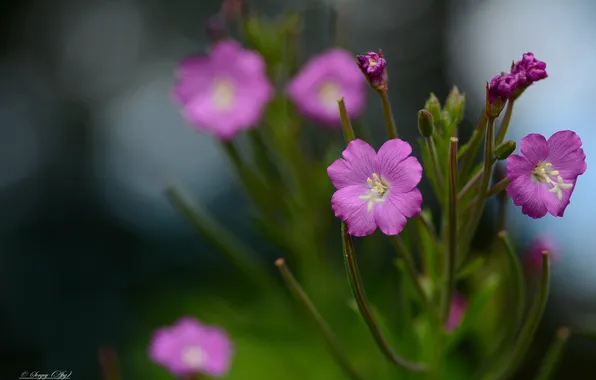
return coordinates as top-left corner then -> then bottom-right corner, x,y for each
356,50 -> 388,90
417,109 -> 434,138
445,86 -> 465,124
424,93 -> 441,129
494,140 -> 516,160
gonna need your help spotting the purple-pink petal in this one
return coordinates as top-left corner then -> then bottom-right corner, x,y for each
507,177 -> 548,219
381,156 -> 423,193
542,179 -> 574,217
148,317 -> 233,377
547,130 -> 587,178
327,139 -> 377,189
519,133 -> 549,164
373,198 -> 408,236
506,154 -> 534,180
331,185 -> 377,236
374,189 -> 422,235
172,40 -> 273,140
327,138 -> 423,236
287,48 -> 366,126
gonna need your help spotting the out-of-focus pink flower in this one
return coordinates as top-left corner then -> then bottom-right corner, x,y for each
446,293 -> 467,332
149,317 -> 233,377
327,139 -> 423,236
506,131 -> 587,218
173,40 -> 273,140
524,235 -> 557,270
287,48 -> 366,127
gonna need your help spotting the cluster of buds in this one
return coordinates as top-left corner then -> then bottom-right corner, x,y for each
487,53 -> 548,116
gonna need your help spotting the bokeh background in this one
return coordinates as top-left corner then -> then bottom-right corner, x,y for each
0,0 -> 595,378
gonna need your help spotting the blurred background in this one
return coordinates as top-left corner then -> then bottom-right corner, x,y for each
0,0 -> 595,378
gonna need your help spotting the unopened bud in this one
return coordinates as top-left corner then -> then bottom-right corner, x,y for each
356,50 -> 388,90
495,140 -> 516,160
424,93 -> 441,129
445,86 -> 465,123
418,109 -> 434,138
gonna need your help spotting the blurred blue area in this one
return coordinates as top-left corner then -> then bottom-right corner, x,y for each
446,0 -> 596,312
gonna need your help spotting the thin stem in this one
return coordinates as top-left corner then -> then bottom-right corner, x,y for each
248,129 -> 279,181
165,186 -> 273,289
221,141 -> 273,215
338,98 -> 356,143
415,213 -> 438,241
535,327 -> 570,380
341,223 -> 426,372
460,178 -> 512,216
442,137 -> 459,322
456,256 -> 485,280
275,258 -> 364,380
488,251 -> 550,380
487,178 -> 511,198
460,111 -> 488,177
458,168 -> 482,201
495,100 -> 515,146
424,137 -> 444,195
378,90 -> 398,139
390,235 -> 439,323
498,231 -> 526,338
462,117 -> 495,249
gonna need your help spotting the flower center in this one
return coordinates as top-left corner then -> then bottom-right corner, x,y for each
531,161 -> 573,201
181,345 -> 207,370
358,173 -> 389,212
212,78 -> 236,111
318,81 -> 341,110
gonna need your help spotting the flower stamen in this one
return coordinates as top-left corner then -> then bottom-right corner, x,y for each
359,173 -> 389,212
318,81 -> 341,110
212,78 -> 236,110
532,161 -> 573,201
181,345 -> 207,369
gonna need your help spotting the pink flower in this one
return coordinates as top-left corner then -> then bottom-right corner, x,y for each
149,317 -> 233,377
446,293 -> 467,332
524,235 -> 557,270
506,131 -> 587,218
327,139 -> 423,236
172,40 -> 273,140
287,48 -> 366,127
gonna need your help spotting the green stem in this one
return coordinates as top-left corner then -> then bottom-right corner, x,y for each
462,117 -> 495,250
248,129 -> 279,181
442,137 -> 459,322
165,186 -> 273,290
378,90 -> 398,139
341,223 -> 426,372
338,98 -> 356,143
390,235 -> 439,323
275,258 -> 364,380
460,178 -> 511,217
498,231 -> 526,339
424,137 -> 444,196
460,111 -> 488,178
535,327 -> 570,380
488,251 -> 550,380
221,141 -> 273,215
487,178 -> 511,198
495,100 -> 515,146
